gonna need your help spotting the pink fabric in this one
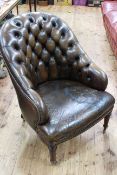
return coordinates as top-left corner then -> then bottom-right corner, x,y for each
101,1 -> 117,15
101,1 -> 117,57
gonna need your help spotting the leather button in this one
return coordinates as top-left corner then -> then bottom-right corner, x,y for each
13,42 -> 20,51
13,30 -> 22,39
14,19 -> 23,28
28,16 -> 35,23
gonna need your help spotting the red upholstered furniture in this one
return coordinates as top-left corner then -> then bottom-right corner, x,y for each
101,1 -> 117,57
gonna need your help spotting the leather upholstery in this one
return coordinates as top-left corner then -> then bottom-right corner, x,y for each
0,13 -> 115,151
0,12 -> 108,92
37,80 -> 115,142
101,1 -> 117,57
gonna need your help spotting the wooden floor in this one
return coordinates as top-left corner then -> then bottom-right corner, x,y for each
0,5 -> 117,175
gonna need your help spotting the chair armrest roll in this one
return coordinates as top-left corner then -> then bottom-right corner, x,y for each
79,62 -> 108,91
27,88 -> 49,125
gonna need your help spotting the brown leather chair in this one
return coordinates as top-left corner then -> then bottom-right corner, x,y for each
0,12 -> 115,164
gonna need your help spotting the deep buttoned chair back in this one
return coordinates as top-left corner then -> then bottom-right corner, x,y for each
0,12 -> 108,129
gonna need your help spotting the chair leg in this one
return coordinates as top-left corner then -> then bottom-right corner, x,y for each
21,114 -> 25,122
48,143 -> 57,164
103,113 -> 111,133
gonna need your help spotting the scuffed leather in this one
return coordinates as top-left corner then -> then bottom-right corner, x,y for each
10,72 -> 49,128
0,12 -> 113,132
37,80 -> 115,142
0,12 -> 108,91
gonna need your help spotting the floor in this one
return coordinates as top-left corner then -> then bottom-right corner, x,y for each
0,5 -> 117,175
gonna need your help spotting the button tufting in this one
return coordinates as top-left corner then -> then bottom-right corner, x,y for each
87,76 -> 91,81
51,20 -> 57,28
13,43 -> 20,51
39,22 -> 43,30
29,16 -> 35,23
43,15 -> 47,21
75,56 -> 79,60
14,20 -> 22,27
61,28 -> 67,38
27,27 -> 31,34
68,41 -> 74,48
86,63 -> 90,67
14,31 -> 22,39
1,12 -> 108,91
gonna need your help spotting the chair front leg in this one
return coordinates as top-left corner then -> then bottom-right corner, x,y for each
103,113 -> 111,133
48,143 -> 57,164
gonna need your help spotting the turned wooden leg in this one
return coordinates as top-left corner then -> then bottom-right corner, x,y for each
103,113 -> 111,133
48,143 -> 57,164
21,114 -> 25,122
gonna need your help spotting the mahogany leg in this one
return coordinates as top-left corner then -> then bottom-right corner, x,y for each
21,114 -> 25,122
48,143 -> 57,164
103,113 -> 111,133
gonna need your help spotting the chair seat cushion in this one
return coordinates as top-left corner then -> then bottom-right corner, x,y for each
36,80 -> 114,142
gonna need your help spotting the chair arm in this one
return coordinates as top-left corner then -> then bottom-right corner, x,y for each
10,72 -> 49,129
79,62 -> 108,91
27,88 -> 49,125
71,44 -> 108,91
9,64 -> 49,126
